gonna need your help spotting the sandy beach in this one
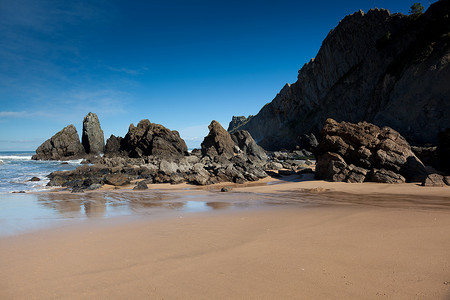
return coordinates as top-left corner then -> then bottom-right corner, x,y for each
1,178 -> 450,299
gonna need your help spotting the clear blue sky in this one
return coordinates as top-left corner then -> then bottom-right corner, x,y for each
0,0 -> 433,150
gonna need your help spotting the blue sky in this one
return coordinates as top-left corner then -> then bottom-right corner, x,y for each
0,0 -> 433,150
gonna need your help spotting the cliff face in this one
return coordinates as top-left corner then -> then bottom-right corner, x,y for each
229,0 -> 450,150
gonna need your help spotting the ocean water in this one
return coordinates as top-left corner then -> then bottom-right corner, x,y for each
0,151 -> 82,193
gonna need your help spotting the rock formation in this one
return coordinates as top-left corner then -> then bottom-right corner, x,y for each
104,134 -> 123,156
228,0 -> 450,150
82,112 -> 105,154
32,125 -> 86,160
315,119 -> 427,183
227,116 -> 253,132
120,119 -> 188,158
231,130 -> 267,161
201,120 -> 237,159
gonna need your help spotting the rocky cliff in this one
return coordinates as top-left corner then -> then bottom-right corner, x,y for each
228,0 -> 450,150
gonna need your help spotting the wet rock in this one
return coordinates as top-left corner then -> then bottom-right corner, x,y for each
32,125 -> 86,160
104,173 -> 130,186
133,181 -> 148,190
71,187 -> 85,193
82,112 -> 105,155
315,119 -> 426,183
47,175 -> 67,187
87,184 -> 102,190
29,177 -> 40,182
221,186 -> 232,192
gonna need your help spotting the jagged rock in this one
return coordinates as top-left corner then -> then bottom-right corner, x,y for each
105,135 -> 123,156
201,120 -> 236,159
121,120 -> 187,158
421,173 -> 448,187
82,112 -> 105,155
227,116 -> 253,132
315,119 -> 427,183
228,1 -> 450,150
32,125 -> 86,160
104,174 -> 130,186
133,181 -> 148,190
231,130 -> 267,161
437,128 -> 450,173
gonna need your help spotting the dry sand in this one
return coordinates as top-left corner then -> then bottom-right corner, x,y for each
1,178 -> 450,299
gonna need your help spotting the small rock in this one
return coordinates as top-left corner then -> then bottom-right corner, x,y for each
29,177 -> 41,182
87,184 -> 102,190
221,186 -> 232,192
133,181 -> 148,190
71,187 -> 85,193
104,173 -> 130,186
12,191 -> 26,193
61,162 -> 69,165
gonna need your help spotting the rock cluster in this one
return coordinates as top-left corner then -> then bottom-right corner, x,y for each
228,0 -> 450,150
82,112 -> 105,155
315,119 -> 427,183
47,121 -> 276,192
32,125 -> 86,160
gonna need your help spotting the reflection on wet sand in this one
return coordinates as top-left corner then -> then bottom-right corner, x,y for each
206,202 -> 232,210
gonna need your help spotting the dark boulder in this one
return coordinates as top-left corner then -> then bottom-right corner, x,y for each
29,177 -> 40,182
201,120 -> 236,159
82,112 -> 105,155
32,125 -> 86,160
105,135 -> 123,156
315,119 -> 427,183
133,180 -> 149,190
121,120 -> 187,158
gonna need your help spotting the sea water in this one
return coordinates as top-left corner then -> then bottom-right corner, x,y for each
0,151 -> 81,193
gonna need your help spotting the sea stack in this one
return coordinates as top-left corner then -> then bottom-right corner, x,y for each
82,112 -> 105,155
32,124 -> 86,160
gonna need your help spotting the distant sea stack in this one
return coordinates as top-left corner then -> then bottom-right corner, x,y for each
32,125 -> 86,160
228,0 -> 450,150
82,112 -> 105,155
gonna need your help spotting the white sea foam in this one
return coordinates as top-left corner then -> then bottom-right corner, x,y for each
0,155 -> 32,160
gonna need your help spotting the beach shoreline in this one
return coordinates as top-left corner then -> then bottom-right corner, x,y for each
1,177 -> 450,299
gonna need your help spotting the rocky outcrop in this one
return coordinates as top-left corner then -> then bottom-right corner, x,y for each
104,134 -> 123,156
227,116 -> 253,132
231,130 -> 267,161
82,112 -> 105,154
315,119 -> 427,183
201,120 -> 236,159
121,119 -> 188,158
229,1 -> 450,150
32,125 -> 86,160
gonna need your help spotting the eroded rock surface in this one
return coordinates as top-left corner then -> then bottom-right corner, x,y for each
82,112 -> 105,154
315,119 -> 427,183
32,125 -> 85,160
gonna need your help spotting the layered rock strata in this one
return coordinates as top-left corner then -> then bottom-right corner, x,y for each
315,119 -> 428,183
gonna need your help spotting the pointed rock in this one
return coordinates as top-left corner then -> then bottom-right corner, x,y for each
201,121 -> 236,159
32,125 -> 85,160
82,112 -> 105,154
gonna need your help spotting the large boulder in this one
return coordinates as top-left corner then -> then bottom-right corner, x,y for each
120,119 -> 187,158
82,112 -> 105,154
315,119 -> 427,183
32,125 -> 86,160
231,130 -> 267,161
201,120 -> 236,159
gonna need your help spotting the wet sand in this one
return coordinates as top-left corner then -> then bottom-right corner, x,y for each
1,177 -> 450,299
